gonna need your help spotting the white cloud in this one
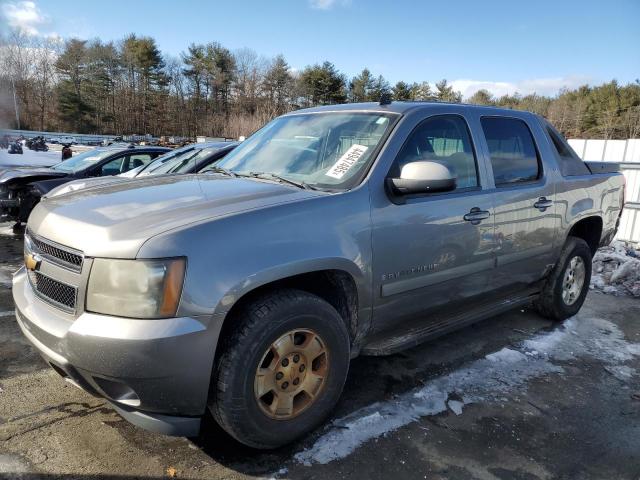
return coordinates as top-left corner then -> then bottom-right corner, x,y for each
1,1 -> 48,35
308,0 -> 350,10
451,75 -> 592,99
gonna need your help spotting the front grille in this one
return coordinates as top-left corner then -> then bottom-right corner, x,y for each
27,232 -> 83,270
27,270 -> 77,311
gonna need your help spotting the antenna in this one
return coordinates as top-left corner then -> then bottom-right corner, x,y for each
379,93 -> 392,106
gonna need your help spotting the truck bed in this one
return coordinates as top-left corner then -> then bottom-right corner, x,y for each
586,161 -> 620,174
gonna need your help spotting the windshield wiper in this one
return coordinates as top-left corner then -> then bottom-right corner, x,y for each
205,166 -> 237,177
249,171 -> 319,190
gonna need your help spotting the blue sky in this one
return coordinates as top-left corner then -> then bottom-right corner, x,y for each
2,0 -> 638,98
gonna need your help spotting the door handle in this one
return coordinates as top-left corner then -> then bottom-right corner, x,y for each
533,197 -> 553,211
463,207 -> 490,225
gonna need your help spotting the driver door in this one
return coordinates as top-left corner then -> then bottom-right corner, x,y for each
370,114 -> 496,333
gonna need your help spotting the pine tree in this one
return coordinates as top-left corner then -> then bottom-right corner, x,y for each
392,81 -> 412,101
349,68 -> 374,102
55,39 -> 94,132
263,55 -> 294,115
298,61 -> 346,106
410,82 -> 435,101
435,79 -> 462,103
369,75 -> 390,101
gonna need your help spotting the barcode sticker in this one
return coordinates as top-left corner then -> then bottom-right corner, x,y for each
325,144 -> 369,179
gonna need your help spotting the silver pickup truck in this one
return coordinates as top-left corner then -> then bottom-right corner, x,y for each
13,102 -> 624,449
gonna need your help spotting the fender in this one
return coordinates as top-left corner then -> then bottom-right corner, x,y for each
214,257 -> 367,314
212,257 -> 372,338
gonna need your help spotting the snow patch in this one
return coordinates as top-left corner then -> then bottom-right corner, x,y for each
591,241 -> 640,297
486,347 -> 527,363
604,365 -> 636,381
0,264 -> 19,288
447,399 -> 464,415
0,148 -> 61,169
294,315 -> 640,465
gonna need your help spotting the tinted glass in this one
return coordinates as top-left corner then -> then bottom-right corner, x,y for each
100,157 -> 125,175
393,115 -> 478,189
125,153 -> 153,170
142,148 -> 219,175
481,117 -> 540,185
544,122 -> 590,176
139,145 -> 197,175
547,127 -> 575,159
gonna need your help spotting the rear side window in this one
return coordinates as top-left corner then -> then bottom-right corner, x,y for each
481,117 -> 541,186
544,122 -> 590,176
126,153 -> 154,170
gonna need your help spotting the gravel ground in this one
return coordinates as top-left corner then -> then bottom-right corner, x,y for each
1,226 -> 639,479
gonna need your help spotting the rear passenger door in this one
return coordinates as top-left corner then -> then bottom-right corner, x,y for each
480,116 -> 558,291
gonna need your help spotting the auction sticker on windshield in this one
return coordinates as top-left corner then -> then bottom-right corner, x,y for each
325,144 -> 368,179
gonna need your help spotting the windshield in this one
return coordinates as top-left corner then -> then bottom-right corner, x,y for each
202,112 -> 396,190
137,145 -> 196,175
141,147 -> 217,176
51,149 -> 115,173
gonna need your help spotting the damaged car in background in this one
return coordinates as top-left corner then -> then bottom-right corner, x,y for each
0,145 -> 170,229
44,141 -> 238,198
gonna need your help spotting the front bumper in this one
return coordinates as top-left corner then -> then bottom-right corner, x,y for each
13,267 -> 223,436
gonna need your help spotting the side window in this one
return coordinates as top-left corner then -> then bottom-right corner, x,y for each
393,115 -> 478,189
99,157 -> 124,176
544,123 -> 590,176
123,153 -> 153,172
481,117 -> 541,186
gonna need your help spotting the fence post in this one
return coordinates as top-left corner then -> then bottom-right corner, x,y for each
622,139 -> 629,162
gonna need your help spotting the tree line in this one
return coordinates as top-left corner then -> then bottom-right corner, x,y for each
1,30 -> 639,140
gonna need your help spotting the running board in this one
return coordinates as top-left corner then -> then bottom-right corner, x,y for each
361,291 -> 539,356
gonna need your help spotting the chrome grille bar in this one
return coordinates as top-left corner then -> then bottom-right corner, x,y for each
25,229 -> 84,272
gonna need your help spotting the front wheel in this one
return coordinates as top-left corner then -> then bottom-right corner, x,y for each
209,289 -> 350,449
535,236 -> 592,321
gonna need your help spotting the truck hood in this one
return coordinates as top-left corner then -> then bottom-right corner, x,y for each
0,167 -> 67,184
28,174 -> 322,258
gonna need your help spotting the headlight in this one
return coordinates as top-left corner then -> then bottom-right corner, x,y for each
86,258 -> 186,318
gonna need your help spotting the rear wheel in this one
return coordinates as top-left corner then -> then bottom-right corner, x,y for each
535,236 -> 592,321
209,289 -> 350,449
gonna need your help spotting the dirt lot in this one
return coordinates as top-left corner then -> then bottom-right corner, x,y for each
1,222 -> 639,480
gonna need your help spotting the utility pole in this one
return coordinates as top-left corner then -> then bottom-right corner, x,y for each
10,75 -> 20,129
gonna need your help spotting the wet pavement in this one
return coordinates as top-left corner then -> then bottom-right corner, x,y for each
0,221 -> 639,480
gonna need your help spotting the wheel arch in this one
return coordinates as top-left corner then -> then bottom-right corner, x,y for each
566,215 -> 603,255
214,262 -> 367,354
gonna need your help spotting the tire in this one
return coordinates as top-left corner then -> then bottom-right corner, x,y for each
535,236 -> 592,321
209,289 -> 350,449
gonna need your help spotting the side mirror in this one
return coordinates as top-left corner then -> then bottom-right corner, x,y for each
389,161 -> 456,195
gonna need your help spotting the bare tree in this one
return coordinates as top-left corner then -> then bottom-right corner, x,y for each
32,36 -> 61,130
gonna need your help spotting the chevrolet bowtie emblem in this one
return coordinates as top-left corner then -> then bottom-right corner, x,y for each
25,253 -> 42,272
